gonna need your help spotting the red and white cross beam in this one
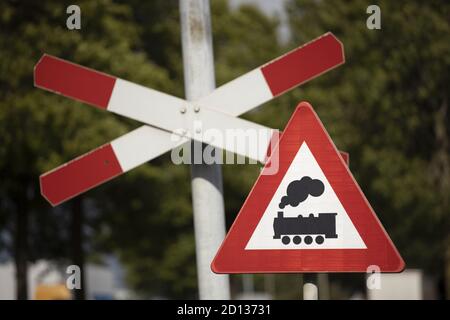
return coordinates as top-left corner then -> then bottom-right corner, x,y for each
35,32 -> 346,206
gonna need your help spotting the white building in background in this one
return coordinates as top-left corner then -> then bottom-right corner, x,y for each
85,264 -> 115,300
367,269 -> 424,300
0,260 -> 118,300
0,263 -> 15,299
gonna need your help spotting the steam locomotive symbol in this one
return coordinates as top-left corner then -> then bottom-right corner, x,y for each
273,176 -> 338,245
273,212 -> 338,245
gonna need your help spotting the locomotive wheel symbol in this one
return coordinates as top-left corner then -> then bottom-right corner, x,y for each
282,236 -> 290,245
315,235 -> 324,244
293,236 -> 301,244
304,236 -> 313,245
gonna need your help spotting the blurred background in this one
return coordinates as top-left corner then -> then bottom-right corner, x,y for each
0,0 -> 449,299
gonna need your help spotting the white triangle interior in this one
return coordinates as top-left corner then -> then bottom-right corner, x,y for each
245,142 -> 366,250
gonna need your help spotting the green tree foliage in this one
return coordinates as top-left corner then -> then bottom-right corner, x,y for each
0,0 -> 173,298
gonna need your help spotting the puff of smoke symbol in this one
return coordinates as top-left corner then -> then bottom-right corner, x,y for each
279,176 -> 324,209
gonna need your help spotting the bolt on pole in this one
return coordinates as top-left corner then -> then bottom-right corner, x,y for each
179,0 -> 230,299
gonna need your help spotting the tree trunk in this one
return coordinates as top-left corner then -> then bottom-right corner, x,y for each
15,199 -> 28,300
71,198 -> 86,300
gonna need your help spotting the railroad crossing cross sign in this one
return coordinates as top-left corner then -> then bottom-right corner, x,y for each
212,102 -> 405,273
35,33 -> 346,206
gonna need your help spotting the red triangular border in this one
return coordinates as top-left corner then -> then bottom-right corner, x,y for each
212,102 -> 405,273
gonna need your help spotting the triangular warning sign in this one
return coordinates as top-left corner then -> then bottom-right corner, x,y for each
212,102 -> 404,273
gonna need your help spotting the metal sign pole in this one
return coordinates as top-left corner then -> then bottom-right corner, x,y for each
303,284 -> 318,300
179,0 -> 230,299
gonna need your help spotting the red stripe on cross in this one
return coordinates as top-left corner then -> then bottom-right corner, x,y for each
34,55 -> 116,109
40,144 -> 123,206
260,33 -> 344,97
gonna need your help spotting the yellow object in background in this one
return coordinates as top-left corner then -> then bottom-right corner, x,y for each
34,284 -> 71,300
